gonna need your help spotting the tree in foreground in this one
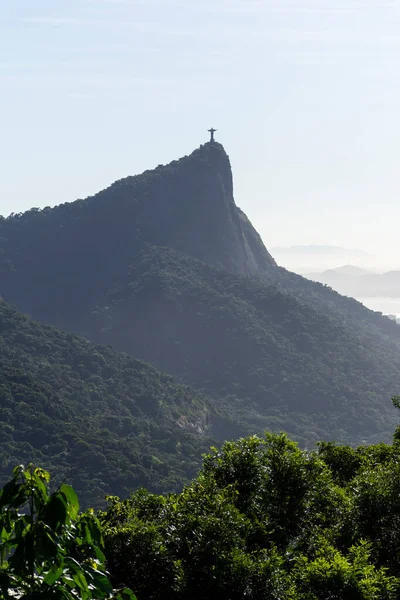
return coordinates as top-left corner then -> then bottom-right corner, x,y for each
101,432 -> 400,600
0,464 -> 135,600
4,405 -> 400,599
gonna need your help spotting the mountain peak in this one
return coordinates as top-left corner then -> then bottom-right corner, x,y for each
192,142 -> 233,193
0,143 -> 276,323
196,140 -> 226,152
140,142 -> 232,197
97,142 -> 275,277
153,142 -> 275,275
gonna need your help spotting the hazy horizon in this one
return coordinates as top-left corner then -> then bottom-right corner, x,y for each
2,0 -> 400,265
272,244 -> 400,273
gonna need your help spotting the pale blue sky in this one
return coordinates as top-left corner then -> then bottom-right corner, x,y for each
2,0 -> 400,264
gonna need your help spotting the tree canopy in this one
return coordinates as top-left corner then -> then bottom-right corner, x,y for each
101,420 -> 400,599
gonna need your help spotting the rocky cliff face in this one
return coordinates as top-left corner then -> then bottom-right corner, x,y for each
103,141 -> 276,277
159,142 -> 277,276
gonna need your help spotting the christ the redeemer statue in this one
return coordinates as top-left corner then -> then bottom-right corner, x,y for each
208,128 -> 217,142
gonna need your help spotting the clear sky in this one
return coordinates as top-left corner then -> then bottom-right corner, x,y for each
2,0 -> 400,264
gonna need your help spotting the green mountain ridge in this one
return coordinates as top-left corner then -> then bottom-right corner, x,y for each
82,244 -> 399,444
0,299 -> 214,506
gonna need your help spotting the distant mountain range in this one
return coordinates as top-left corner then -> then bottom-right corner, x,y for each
1,142 -> 400,501
271,245 -> 376,273
319,265 -> 371,276
307,265 -> 400,299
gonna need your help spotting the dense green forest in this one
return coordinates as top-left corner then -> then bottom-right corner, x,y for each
0,300 -> 214,506
3,424 -> 400,600
81,245 -> 400,445
3,289 -> 398,512
0,143 -> 399,448
100,414 -> 400,599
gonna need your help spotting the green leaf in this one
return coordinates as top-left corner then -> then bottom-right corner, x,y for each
93,545 -> 106,563
117,588 -> 138,600
37,529 -> 59,561
42,494 -> 68,530
35,467 -> 51,483
33,474 -> 49,505
88,571 -> 113,598
12,464 -> 25,479
85,516 -> 103,547
44,564 -> 64,586
60,484 -> 80,519
72,570 -> 89,593
53,585 -> 77,600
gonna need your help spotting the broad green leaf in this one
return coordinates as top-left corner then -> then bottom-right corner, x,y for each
88,571 -> 113,598
93,546 -> 106,563
44,564 -> 64,585
60,484 -> 80,519
42,494 -> 68,530
33,474 -> 49,505
72,570 -> 89,592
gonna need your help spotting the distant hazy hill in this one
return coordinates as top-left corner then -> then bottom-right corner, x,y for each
1,142 -> 400,453
317,265 -> 371,277
0,300 -> 214,506
272,245 -> 373,273
308,266 -> 400,299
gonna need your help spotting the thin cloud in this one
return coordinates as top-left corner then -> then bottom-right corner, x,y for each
23,17 -> 94,25
22,15 -> 194,35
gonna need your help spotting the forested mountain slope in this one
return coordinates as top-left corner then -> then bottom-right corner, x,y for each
1,142 -> 400,446
79,245 -> 399,445
0,300 -> 213,506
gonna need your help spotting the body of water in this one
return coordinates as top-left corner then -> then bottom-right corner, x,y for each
359,296 -> 400,318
